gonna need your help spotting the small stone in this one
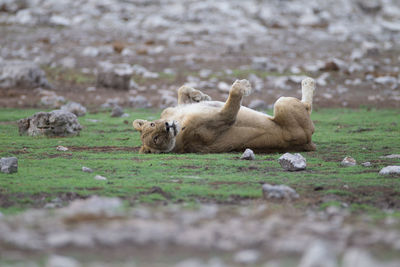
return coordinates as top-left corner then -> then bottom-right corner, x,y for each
248,99 -> 268,110
341,156 -> 357,167
46,254 -> 80,267
56,146 -> 68,152
278,153 -> 306,171
233,249 -> 260,264
240,148 -> 255,160
60,102 -> 87,117
299,241 -> 337,267
97,63 -> 133,90
361,162 -> 372,167
342,248 -> 375,267
128,95 -> 151,108
0,157 -> 18,174
262,184 -> 299,200
111,105 -> 124,117
379,166 -> 400,176
94,175 -> 107,181
82,167 -> 93,173
217,81 -> 230,93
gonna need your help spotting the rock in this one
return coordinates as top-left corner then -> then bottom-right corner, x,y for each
101,98 -> 120,108
240,148 -> 255,160
361,162 -> 372,167
128,95 -> 151,108
217,81 -> 230,93
40,92 -> 66,108
82,166 -> 93,173
111,105 -> 124,117
60,196 -> 123,221
0,60 -> 52,89
379,166 -> 400,176
94,175 -> 107,181
60,102 -> 87,117
0,0 -> 28,13
278,153 -> 306,171
46,254 -> 80,267
248,99 -> 268,110
262,184 -> 299,200
298,241 -> 337,267
341,157 -> 357,167
18,110 -> 82,137
380,154 -> 400,159
160,94 -> 177,108
97,63 -> 133,90
357,0 -> 382,14
251,57 -> 278,71
59,57 -> 76,69
0,157 -> 18,174
233,249 -> 260,264
248,73 -> 264,92
56,146 -> 68,152
342,248 -> 376,267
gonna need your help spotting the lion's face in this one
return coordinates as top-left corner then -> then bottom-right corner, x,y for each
133,119 -> 180,153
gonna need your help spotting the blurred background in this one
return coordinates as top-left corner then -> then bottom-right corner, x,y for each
1,0 -> 399,110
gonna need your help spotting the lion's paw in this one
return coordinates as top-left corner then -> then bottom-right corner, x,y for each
231,79 -> 252,96
189,90 -> 211,102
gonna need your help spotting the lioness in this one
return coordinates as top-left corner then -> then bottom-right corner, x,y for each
133,78 -> 316,154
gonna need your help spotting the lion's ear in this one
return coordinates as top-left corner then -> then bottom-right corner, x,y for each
133,119 -> 147,131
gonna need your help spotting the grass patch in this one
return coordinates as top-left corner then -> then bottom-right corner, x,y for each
0,108 -> 399,216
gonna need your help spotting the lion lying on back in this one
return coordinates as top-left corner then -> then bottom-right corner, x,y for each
133,78 -> 316,154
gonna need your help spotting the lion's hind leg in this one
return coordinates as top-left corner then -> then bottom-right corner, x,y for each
177,85 -> 211,105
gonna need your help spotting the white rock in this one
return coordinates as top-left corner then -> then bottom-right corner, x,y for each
128,95 -> 151,108
61,102 -> 87,117
342,248 -> 375,267
361,162 -> 372,167
46,255 -> 80,267
299,241 -> 337,267
341,157 -> 356,167
278,153 -> 306,171
0,157 -> 18,174
248,99 -> 268,110
94,175 -> 107,181
234,249 -> 260,264
262,184 -> 299,200
379,166 -> 400,176
82,167 -> 93,173
59,57 -> 76,69
217,81 -> 230,93
56,146 -> 68,152
240,148 -> 255,160
380,154 -> 400,159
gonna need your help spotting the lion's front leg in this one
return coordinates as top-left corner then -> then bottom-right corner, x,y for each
218,79 -> 252,124
177,85 -> 211,105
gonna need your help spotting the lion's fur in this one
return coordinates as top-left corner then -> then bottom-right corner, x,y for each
133,79 -> 316,154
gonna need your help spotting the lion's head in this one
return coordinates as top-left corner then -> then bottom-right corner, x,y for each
133,119 -> 180,153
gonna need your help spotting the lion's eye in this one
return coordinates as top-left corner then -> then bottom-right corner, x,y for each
150,123 -> 155,127
153,136 -> 158,143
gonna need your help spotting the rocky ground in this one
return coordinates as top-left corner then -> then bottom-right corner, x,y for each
1,0 -> 400,266
0,0 -> 400,109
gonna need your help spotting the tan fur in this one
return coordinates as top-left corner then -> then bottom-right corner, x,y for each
133,79 -> 316,154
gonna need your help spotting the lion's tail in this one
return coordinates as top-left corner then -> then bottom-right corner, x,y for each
301,77 -> 316,114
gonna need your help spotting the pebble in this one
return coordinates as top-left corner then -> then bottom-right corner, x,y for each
341,157 -> 357,167
46,254 -> 81,267
56,146 -> 69,152
82,166 -> 93,173
240,148 -> 255,160
361,162 -> 371,167
60,102 -> 87,117
380,154 -> 400,159
262,183 -> 299,200
298,241 -> 337,267
233,249 -> 260,264
94,175 -> 107,181
278,153 -> 306,171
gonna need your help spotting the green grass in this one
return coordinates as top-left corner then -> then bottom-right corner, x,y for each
0,108 -> 399,216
